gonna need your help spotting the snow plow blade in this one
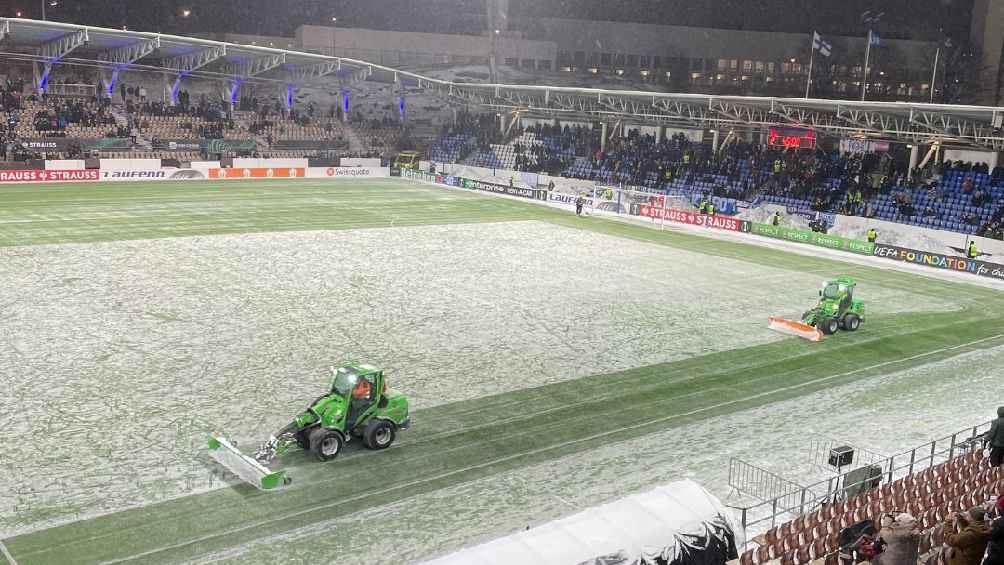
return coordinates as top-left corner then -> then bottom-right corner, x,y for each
768,316 -> 824,342
207,435 -> 290,491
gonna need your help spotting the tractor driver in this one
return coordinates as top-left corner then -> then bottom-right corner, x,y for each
346,375 -> 375,431
352,377 -> 372,399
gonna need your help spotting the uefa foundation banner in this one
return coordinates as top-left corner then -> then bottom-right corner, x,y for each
873,243 -> 1004,281
208,167 -> 306,179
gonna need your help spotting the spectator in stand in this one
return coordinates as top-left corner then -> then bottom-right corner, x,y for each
987,407 -> 1004,467
962,176 -> 974,194
945,507 -> 992,565
985,498 -> 1004,565
973,189 -> 991,207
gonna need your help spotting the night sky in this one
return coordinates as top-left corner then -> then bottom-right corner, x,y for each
0,0 -> 974,42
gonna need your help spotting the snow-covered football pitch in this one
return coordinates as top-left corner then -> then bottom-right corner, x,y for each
1,178 -> 1002,565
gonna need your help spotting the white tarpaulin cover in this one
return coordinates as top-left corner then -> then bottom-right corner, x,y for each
420,479 -> 743,565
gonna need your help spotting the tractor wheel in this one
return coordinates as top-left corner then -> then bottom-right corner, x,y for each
309,428 -> 343,462
819,317 -> 839,335
843,314 -> 861,332
363,419 -> 396,450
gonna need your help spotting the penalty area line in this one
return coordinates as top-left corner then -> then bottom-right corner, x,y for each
0,541 -> 19,565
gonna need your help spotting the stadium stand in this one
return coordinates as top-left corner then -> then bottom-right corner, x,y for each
426,119 -> 1004,238
737,448 -> 1003,565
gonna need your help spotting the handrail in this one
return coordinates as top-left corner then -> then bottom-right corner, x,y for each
732,421 -> 992,533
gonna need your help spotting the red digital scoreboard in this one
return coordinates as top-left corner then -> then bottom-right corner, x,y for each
767,127 -> 817,150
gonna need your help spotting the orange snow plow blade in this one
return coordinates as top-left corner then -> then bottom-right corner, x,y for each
768,317 -> 824,342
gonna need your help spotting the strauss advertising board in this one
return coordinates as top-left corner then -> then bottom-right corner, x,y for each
0,169 -> 99,183
637,204 -> 747,232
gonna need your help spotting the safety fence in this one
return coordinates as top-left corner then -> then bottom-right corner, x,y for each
730,422 -> 992,534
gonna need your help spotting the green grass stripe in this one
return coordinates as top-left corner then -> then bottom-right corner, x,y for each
7,313 -> 1003,564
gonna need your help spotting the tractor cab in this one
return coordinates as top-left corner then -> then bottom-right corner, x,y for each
330,364 -> 385,402
819,277 -> 855,301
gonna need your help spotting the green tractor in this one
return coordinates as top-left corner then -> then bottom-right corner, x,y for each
209,363 -> 410,490
769,276 -> 865,341
802,276 -> 865,335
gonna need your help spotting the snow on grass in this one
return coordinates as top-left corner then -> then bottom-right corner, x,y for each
0,220 -> 966,535
203,343 -> 1004,565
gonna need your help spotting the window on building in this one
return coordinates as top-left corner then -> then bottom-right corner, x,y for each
587,52 -> 599,65
574,51 -> 586,65
614,53 -> 626,66
521,59 -> 535,69
557,50 -> 572,66
767,62 -> 776,74
718,58 -> 728,70
653,56 -> 662,68
691,58 -> 704,70
538,59 -> 551,71
730,59 -> 738,69
505,58 -> 518,66
601,52 -> 612,66
755,61 -> 764,73
627,54 -> 638,67
639,55 -> 650,68
743,60 -> 753,71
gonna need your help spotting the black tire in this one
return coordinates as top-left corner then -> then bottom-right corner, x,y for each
363,419 -> 396,450
309,428 -> 343,462
843,314 -> 861,332
819,317 -> 839,335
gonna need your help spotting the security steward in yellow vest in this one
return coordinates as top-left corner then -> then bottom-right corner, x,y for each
867,228 -> 877,243
707,201 -> 716,217
772,211 -> 782,226
699,200 -> 708,215
968,241 -> 978,258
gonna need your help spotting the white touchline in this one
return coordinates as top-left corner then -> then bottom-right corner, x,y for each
0,541 -> 20,565
101,333 -> 1004,564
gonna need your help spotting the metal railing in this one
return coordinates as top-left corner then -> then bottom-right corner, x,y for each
729,458 -> 821,518
731,421 -> 993,534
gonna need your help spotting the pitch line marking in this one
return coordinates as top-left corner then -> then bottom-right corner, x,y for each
0,541 -> 19,565
99,333 -> 1004,564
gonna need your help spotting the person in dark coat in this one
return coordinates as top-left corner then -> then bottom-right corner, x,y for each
987,407 -> 1004,467
986,500 -> 1004,565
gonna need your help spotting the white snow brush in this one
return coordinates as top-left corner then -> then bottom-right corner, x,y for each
208,435 -> 290,491
768,316 -> 824,342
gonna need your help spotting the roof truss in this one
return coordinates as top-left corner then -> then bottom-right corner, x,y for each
222,53 -> 285,78
98,37 -> 160,66
162,45 -> 227,74
38,28 -> 87,61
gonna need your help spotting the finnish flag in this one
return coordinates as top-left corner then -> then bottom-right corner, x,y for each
812,31 -> 832,57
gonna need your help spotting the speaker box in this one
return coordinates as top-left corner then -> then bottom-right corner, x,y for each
829,446 -> 854,468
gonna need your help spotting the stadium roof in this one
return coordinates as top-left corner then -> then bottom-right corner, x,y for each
2,17 -> 1003,150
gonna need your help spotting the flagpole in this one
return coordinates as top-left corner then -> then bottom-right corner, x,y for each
805,41 -> 815,98
861,29 -> 872,101
929,46 -> 940,103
